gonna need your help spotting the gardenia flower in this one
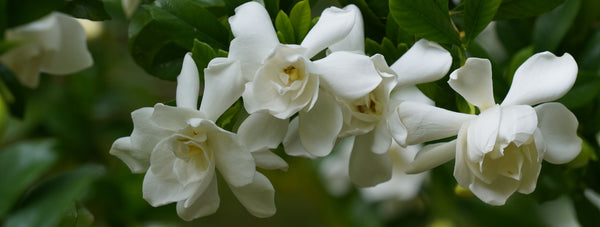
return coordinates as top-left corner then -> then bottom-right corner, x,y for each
397,52 -> 582,205
110,53 -> 278,220
0,12 -> 93,87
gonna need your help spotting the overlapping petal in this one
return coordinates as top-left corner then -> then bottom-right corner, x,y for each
406,140 -> 457,174
176,175 -> 220,221
501,52 -> 578,106
535,102 -> 581,164
238,112 -> 288,152
448,58 -> 496,110
200,58 -> 245,121
298,90 -> 343,157
349,132 -> 392,187
327,4 -> 364,53
391,39 -> 452,85
40,13 -> 93,75
229,172 -> 276,218
176,53 -> 200,110
300,5 -> 356,58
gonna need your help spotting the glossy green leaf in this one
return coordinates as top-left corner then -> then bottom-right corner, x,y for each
494,0 -> 566,20
128,0 -> 229,81
558,71 -> 600,109
463,0 -> 501,46
532,0 -> 580,52
289,0 -> 311,42
275,10 -> 295,44
216,99 -> 245,132
6,0 -> 65,28
0,63 -> 26,118
389,0 -> 461,45
576,26 -> 600,72
0,140 -> 57,217
4,164 -> 104,227
59,0 -> 111,21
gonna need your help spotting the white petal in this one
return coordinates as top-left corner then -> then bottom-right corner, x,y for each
318,137 -> 353,197
252,150 -> 288,171
200,58 -> 244,121
151,104 -> 204,130
390,85 -> 434,106
299,90 -> 343,157
238,111 -> 288,152
535,102 -> 582,164
539,196 -> 581,227
466,105 -> 500,161
397,101 -> 475,145
40,12 -> 93,75
371,119 -> 393,155
469,176 -> 519,206
584,189 -> 600,210
349,133 -> 392,187
300,5 -> 355,58
142,168 -> 195,206
448,58 -> 496,109
110,137 -> 148,173
312,51 -> 382,100
501,52 -> 578,106
327,4 -> 365,54
391,39 -> 452,86
176,53 -> 200,110
176,175 -> 219,221
453,122 -> 473,187
405,140 -> 456,174
228,2 -> 278,81
497,105 -> 538,148
282,118 -> 317,159
203,120 -> 255,187
125,107 -> 170,171
229,172 -> 276,218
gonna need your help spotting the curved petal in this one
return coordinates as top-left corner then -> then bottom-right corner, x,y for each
40,13 -> 93,75
142,168 -> 195,206
327,4 -> 365,53
391,39 -> 452,86
127,107 -> 170,168
469,175 -> 519,206
349,132 -> 392,187
252,150 -> 288,171
238,111 -> 288,152
282,118 -> 317,159
497,105 -> 537,148
397,101 -> 476,145
110,137 -> 148,173
371,119 -> 393,155
448,58 -> 495,110
151,104 -> 204,131
176,53 -> 200,110
229,172 -> 276,218
299,90 -> 343,157
466,105 -> 500,162
176,174 -> 219,221
204,120 -> 255,187
312,51 -> 382,100
390,85 -> 434,106
200,58 -> 244,121
228,2 -> 278,81
453,122 -> 473,188
501,52 -> 578,106
535,102 -> 581,164
405,140 -> 456,174
300,5 -> 355,58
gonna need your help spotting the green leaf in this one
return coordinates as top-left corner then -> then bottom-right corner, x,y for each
504,46 -> 533,85
289,0 -> 311,42
275,10 -> 295,44
128,0 -> 229,81
0,63 -> 26,118
4,164 -> 104,227
558,71 -> 600,109
494,0 -> 566,20
6,0 -> 65,28
0,0 -> 6,37
389,0 -> 461,45
0,140 -> 57,217
463,0 -> 501,46
579,27 -> 600,72
59,0 -> 111,21
216,99 -> 245,132
532,0 -> 580,52
190,39 -> 217,84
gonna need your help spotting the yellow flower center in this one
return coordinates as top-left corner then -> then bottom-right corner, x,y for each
283,65 -> 301,84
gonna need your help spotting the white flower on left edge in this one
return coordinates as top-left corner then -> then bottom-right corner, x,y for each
1,12 -> 93,87
398,52 -> 582,205
110,53 -> 277,220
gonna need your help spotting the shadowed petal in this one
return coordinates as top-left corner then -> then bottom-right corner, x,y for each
535,102 -> 581,164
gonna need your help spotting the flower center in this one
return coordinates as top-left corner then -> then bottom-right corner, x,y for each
283,65 -> 301,85
355,92 -> 382,115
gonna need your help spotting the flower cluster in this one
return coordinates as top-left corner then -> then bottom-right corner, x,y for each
110,2 -> 582,220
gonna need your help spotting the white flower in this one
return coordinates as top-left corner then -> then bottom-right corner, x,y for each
1,12 -> 93,87
539,196 -> 581,227
398,52 -> 582,205
110,53 -> 277,220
